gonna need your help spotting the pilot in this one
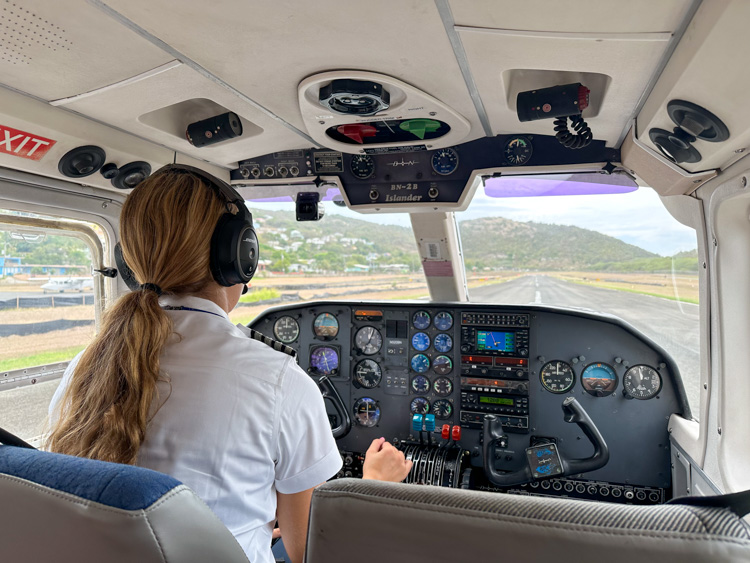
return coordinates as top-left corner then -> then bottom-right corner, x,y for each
46,165 -> 412,563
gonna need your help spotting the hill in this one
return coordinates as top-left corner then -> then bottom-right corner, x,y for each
458,217 -> 658,271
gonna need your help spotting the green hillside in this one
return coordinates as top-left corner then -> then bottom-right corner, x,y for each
251,209 -> 696,274
459,217 -> 658,271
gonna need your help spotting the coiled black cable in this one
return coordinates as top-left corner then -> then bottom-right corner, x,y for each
554,115 -> 593,149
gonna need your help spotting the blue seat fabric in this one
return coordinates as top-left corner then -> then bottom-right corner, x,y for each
0,445 -> 181,510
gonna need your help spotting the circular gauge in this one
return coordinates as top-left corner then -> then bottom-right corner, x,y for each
540,361 -> 575,394
354,359 -> 382,389
503,136 -> 533,166
433,355 -> 453,375
623,365 -> 662,400
410,397 -> 430,415
434,333 -> 453,353
354,326 -> 383,355
432,399 -> 453,420
411,332 -> 430,351
581,363 -> 618,397
313,312 -> 339,340
310,346 -> 339,375
350,154 -> 375,180
411,354 -> 430,374
353,397 -> 380,427
273,316 -> 299,343
431,148 -> 459,176
411,374 -> 430,393
434,311 -> 453,331
433,377 -> 453,396
413,310 -> 431,330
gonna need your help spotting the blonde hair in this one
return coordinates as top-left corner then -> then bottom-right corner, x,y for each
46,170 -> 228,464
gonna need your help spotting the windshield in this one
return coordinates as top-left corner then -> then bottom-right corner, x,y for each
457,183 -> 700,412
230,203 -> 426,326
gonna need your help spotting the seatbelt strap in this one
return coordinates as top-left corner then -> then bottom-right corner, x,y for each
667,489 -> 750,517
235,323 -> 298,358
0,427 -> 35,449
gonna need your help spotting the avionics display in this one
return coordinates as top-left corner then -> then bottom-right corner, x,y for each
479,396 -> 514,406
476,330 -> 516,352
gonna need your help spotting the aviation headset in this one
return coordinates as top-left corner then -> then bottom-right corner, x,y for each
114,163 -> 259,291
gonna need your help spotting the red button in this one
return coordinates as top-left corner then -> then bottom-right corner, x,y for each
441,424 -> 450,440
451,425 -> 462,442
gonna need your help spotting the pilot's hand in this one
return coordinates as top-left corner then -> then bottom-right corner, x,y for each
362,437 -> 413,482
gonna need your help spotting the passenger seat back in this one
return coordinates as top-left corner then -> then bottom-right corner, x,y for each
0,445 -> 249,563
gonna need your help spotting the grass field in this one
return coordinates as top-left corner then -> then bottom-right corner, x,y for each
0,271 -> 696,372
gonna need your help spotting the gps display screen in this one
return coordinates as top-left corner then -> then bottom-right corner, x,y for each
479,396 -> 514,406
476,330 -> 515,352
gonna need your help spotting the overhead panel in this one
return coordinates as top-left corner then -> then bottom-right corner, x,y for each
0,0 -> 172,100
458,28 -> 672,146
94,0 -> 485,145
448,0 -> 692,146
52,63 -> 310,166
637,0 -> 750,173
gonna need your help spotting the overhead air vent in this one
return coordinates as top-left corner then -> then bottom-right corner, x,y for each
299,71 -> 470,154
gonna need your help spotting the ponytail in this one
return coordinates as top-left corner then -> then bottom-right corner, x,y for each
47,170 -> 228,464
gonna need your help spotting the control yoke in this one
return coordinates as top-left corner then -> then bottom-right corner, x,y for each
317,376 -> 352,439
482,397 -> 609,487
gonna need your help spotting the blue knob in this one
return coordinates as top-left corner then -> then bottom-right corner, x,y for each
412,414 -> 424,433
424,414 -> 436,432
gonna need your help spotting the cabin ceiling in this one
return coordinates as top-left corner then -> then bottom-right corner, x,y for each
0,0 -> 748,193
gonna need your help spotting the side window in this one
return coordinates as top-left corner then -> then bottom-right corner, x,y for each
0,213 -> 104,444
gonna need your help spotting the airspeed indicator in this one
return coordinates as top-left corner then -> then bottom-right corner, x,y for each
540,361 -> 575,393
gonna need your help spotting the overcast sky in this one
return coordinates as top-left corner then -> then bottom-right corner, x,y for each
251,186 -> 696,257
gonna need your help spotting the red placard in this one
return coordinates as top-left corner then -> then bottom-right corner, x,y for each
0,124 -> 56,161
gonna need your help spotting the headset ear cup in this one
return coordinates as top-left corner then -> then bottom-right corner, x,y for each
210,213 -> 259,286
114,242 -> 140,291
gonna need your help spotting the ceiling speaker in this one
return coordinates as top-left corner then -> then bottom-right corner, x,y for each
57,146 -> 106,178
111,161 -> 152,190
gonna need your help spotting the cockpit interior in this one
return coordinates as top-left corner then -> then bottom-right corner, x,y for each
1,1 -> 750,561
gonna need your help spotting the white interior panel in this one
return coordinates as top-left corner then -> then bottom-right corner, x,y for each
54,63 -> 309,166
0,0 -> 172,100
95,0 -> 483,142
637,0 -> 750,173
449,0 -> 692,33
459,27 -> 672,144
0,86 -> 172,192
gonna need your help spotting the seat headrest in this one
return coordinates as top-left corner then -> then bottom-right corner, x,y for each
307,479 -> 750,563
0,444 -> 180,510
0,445 -> 249,563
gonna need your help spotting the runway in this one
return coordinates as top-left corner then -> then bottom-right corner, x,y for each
470,275 -> 700,409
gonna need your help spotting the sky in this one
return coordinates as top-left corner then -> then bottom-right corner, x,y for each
249,184 -> 697,257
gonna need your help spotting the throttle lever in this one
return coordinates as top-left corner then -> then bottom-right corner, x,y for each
317,375 -> 352,439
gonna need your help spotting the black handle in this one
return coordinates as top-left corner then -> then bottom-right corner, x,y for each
317,376 -> 351,439
482,397 -> 609,487
559,397 -> 609,475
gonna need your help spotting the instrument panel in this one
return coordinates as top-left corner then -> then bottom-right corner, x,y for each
251,302 -> 689,503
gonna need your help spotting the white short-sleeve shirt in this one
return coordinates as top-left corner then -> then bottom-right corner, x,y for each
49,295 -> 342,563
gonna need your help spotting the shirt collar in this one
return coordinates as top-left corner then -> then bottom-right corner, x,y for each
159,294 -> 231,322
